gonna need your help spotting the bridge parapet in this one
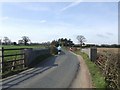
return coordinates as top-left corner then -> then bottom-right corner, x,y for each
23,48 -> 50,67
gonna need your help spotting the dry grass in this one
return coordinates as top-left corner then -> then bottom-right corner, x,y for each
97,48 -> 119,54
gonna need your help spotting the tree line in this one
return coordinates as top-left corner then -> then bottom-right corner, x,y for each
0,36 -> 75,47
51,38 -> 74,47
0,36 -> 31,45
0,35 -> 119,48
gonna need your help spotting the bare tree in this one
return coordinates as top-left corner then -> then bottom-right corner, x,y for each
3,37 -> 11,45
76,35 -> 86,47
22,36 -> 30,45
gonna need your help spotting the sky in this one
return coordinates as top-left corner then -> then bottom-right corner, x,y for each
0,1 -> 118,44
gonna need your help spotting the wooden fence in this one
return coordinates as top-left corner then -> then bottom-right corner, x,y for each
0,47 -> 28,74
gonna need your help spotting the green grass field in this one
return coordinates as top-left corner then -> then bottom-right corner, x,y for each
1,45 -> 48,61
2,45 -> 47,49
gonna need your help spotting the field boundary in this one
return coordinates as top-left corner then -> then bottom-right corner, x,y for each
0,47 -> 28,75
81,47 -> 119,89
0,47 -> 51,78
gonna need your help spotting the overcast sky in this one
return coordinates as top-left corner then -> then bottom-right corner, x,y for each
0,1 -> 118,44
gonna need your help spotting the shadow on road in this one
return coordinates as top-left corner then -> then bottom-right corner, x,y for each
60,50 -> 66,55
2,55 -> 59,89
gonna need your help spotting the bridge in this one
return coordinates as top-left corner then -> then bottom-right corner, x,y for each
1,50 -> 80,89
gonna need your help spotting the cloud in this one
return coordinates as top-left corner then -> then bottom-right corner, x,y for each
60,0 -> 82,12
20,3 -> 50,11
0,0 -> 119,2
4,17 -> 47,24
26,6 -> 49,11
106,32 -> 113,36
39,20 -> 47,23
97,33 -> 114,39
15,3 -> 50,11
96,34 -> 108,38
0,16 -> 9,20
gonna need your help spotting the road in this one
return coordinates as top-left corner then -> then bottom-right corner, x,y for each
2,50 -> 80,89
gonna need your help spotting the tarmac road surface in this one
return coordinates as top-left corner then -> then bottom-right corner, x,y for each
2,50 -> 80,89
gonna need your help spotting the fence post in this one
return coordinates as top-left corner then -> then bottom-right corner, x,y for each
0,47 -> 1,74
22,53 -> 25,68
0,47 -> 2,90
11,61 -> 15,70
0,47 -> 4,74
90,47 -> 97,62
23,48 -> 33,67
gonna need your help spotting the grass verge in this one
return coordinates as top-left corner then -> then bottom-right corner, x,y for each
74,50 -> 107,88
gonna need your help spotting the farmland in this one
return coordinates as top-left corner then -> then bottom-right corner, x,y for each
96,48 -> 120,89
97,48 -> 119,54
2,45 -> 47,49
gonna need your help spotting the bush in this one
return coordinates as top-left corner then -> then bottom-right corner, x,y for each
97,51 -> 120,89
50,45 -> 58,55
